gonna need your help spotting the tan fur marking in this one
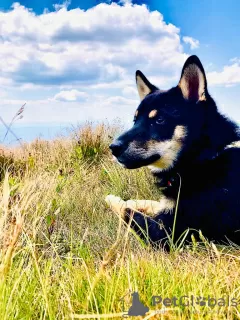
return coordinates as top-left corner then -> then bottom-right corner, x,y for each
199,92 -> 206,101
150,140 -> 181,170
148,125 -> 187,171
173,125 -> 188,141
148,109 -> 158,118
154,196 -> 175,213
225,141 -> 240,149
135,110 -> 138,117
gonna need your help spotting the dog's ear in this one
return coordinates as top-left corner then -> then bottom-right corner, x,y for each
178,55 -> 207,102
136,70 -> 158,101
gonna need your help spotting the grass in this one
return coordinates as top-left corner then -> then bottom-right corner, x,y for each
0,122 -> 240,319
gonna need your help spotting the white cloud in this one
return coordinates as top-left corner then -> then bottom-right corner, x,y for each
0,1 -> 194,125
119,0 -> 132,5
122,86 -> 138,98
3,2 -> 238,127
0,2 -> 187,88
183,36 -> 200,50
53,90 -> 88,102
207,60 -> 240,87
230,57 -> 240,63
104,95 -> 137,106
53,0 -> 71,11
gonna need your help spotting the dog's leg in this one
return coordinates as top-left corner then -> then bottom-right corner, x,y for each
124,208 -> 175,247
105,195 -> 174,217
125,199 -> 165,216
105,195 -> 176,248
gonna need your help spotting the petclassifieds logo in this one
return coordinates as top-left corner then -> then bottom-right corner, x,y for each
119,291 -> 240,318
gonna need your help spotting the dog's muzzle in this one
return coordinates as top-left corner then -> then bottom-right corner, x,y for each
109,140 -> 124,157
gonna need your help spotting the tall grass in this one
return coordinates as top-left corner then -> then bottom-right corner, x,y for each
0,123 -> 240,319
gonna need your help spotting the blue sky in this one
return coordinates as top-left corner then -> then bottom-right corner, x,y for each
0,0 -> 240,143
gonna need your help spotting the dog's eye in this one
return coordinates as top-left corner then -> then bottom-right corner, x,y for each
156,117 -> 165,125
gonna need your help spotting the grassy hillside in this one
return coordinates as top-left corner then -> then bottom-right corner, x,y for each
0,123 -> 240,320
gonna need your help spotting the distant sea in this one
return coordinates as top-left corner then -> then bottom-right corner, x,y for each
0,123 -> 74,146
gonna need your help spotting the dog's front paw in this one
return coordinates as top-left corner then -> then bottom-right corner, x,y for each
105,194 -> 127,217
105,194 -> 123,205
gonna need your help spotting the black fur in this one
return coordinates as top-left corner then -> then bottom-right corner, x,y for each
110,55 -> 240,248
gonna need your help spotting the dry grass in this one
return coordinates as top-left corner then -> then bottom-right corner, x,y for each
0,122 -> 240,319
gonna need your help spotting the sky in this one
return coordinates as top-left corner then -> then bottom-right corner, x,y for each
0,0 -> 240,142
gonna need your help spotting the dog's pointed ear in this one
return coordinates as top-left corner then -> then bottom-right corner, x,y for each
136,70 -> 158,101
178,55 -> 207,102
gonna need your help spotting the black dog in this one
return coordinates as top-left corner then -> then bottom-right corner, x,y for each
108,55 -> 240,248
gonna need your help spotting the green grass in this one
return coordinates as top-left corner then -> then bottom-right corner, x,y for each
0,123 -> 240,319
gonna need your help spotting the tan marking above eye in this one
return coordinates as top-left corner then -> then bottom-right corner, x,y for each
148,109 -> 158,118
135,110 -> 138,117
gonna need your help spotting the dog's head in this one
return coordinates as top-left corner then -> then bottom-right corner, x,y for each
110,55 -> 210,170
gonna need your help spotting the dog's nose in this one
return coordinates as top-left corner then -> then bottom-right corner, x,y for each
109,141 -> 124,157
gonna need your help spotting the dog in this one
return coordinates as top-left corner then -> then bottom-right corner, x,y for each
106,55 -> 240,249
